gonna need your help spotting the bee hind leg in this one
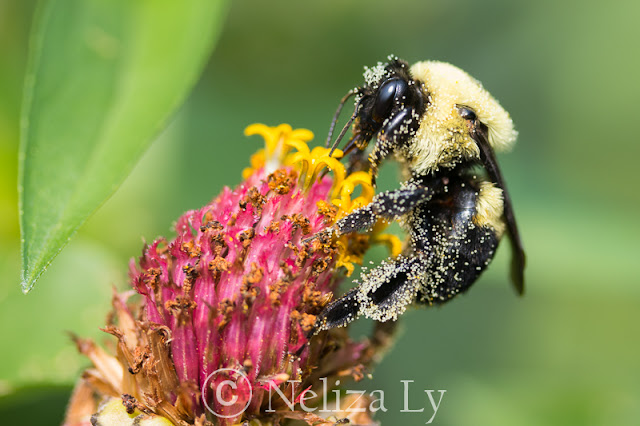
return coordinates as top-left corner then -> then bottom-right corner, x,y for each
314,253 -> 429,332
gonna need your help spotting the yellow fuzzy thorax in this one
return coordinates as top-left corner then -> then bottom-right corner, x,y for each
243,123 -> 402,275
408,61 -> 517,175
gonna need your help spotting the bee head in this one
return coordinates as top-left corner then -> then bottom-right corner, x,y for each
407,61 -> 517,174
327,59 -> 516,181
327,57 -> 426,180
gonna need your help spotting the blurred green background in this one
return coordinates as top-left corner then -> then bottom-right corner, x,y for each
0,0 -> 638,425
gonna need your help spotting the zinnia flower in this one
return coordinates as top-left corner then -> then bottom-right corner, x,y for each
64,124 -> 401,426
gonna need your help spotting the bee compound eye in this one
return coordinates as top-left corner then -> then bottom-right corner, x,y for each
372,78 -> 409,123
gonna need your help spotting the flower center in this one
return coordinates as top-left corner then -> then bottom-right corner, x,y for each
243,123 -> 401,276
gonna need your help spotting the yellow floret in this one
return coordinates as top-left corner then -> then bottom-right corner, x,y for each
244,123 -> 402,274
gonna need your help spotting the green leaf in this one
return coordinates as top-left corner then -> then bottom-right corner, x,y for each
0,384 -> 73,425
19,0 -> 228,293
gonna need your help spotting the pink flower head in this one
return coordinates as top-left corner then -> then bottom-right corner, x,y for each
65,124 -> 400,426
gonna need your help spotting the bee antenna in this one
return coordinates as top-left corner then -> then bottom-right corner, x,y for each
328,101 -> 361,158
326,88 -> 359,148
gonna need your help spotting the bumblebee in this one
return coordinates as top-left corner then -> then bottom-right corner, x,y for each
314,57 -> 525,331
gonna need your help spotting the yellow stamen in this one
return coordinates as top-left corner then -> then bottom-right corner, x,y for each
244,123 -> 402,274
331,171 -> 376,219
371,233 -> 403,258
242,150 -> 266,179
244,123 -> 314,174
335,249 -> 356,276
285,146 -> 345,191
369,220 -> 403,258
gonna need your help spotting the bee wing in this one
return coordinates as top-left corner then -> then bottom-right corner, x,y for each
474,126 -> 526,295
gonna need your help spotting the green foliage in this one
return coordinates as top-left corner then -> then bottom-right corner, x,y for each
18,0 -> 228,293
0,384 -> 72,425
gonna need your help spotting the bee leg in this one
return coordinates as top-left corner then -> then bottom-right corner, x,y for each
315,253 -> 430,331
306,185 -> 433,244
355,253 -> 429,322
334,184 -> 434,236
313,286 -> 361,331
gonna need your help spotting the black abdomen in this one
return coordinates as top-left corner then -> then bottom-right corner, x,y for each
408,169 -> 500,304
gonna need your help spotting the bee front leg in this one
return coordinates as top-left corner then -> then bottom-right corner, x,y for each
333,184 -> 435,236
305,184 -> 433,244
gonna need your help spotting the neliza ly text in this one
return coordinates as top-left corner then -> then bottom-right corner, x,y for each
265,378 -> 446,424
